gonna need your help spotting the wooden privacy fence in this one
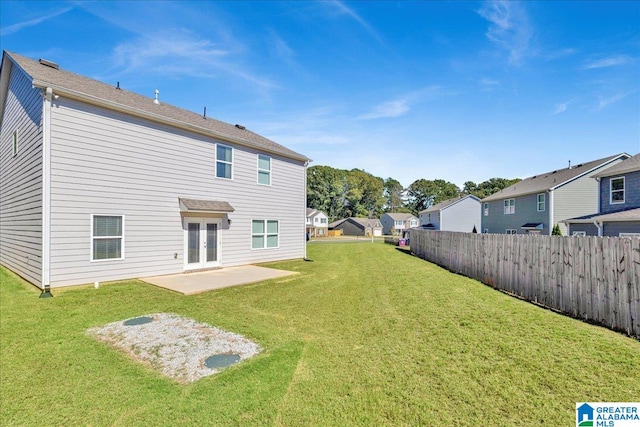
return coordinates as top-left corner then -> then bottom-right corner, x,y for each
410,230 -> 640,338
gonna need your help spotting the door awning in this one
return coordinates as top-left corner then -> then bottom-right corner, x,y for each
521,222 -> 543,230
179,198 -> 235,213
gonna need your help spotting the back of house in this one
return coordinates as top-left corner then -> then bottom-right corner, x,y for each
0,51 -> 309,289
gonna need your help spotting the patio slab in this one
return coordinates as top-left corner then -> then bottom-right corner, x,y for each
141,265 -> 298,295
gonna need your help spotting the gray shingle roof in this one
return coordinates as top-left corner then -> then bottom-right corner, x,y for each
384,213 -> 417,220
563,207 -> 640,223
481,153 -> 628,202
4,51 -> 309,162
179,198 -> 235,212
592,153 -> 640,178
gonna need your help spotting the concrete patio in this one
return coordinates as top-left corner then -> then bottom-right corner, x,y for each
141,265 -> 298,295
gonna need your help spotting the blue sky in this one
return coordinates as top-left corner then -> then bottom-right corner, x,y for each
1,1 -> 638,187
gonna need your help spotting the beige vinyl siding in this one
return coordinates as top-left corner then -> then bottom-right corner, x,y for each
48,98 -> 305,286
552,158 -> 625,236
0,65 -> 44,286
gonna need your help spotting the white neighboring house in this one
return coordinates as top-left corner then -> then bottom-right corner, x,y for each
418,195 -> 481,232
381,213 -> 419,235
0,51 -> 310,290
306,208 -> 329,237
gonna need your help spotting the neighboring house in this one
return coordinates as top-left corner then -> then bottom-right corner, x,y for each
306,208 -> 329,237
328,218 -> 383,237
381,213 -> 419,235
418,195 -> 481,232
480,153 -> 630,235
564,153 -> 640,237
0,51 -> 310,290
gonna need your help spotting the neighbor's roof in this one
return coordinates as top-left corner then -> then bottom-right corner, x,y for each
419,195 -> 480,214
1,51 -> 309,162
481,154 -> 629,202
384,213 -> 417,220
329,217 -> 381,229
592,153 -> 640,178
306,208 -> 327,219
563,207 -> 640,224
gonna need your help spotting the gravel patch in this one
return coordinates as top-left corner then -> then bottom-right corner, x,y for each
87,313 -> 261,384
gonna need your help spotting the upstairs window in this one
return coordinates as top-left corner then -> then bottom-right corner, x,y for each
537,194 -> 545,212
216,144 -> 233,179
610,177 -> 625,204
483,203 -> 488,216
320,218 -> 327,224
504,199 -> 515,214
92,215 -> 124,260
257,154 -> 271,185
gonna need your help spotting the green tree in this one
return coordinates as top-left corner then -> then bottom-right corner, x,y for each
306,165 -> 347,221
345,169 -> 385,218
383,177 -> 405,212
406,179 -> 460,214
463,178 -> 522,199
552,224 -> 563,236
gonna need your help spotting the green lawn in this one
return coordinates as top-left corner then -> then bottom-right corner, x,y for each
2,242 -> 639,426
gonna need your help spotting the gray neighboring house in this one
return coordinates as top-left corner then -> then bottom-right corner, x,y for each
328,217 -> 383,236
418,195 -> 481,232
564,153 -> 640,236
0,51 -> 310,290
381,213 -> 419,235
480,153 -> 630,235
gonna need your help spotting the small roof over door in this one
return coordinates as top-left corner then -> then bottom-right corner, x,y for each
179,198 -> 235,213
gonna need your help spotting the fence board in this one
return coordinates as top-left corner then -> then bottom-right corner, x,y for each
410,230 -> 640,338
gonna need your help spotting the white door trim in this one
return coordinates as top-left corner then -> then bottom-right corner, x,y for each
183,217 -> 222,270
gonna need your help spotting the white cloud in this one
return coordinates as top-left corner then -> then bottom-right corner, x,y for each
108,30 -> 274,89
0,6 -> 74,36
327,1 -> 384,44
597,90 -> 636,110
479,77 -> 500,91
357,86 -> 450,120
477,0 -> 533,65
583,55 -> 634,70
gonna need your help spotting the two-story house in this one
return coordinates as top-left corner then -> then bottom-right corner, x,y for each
564,153 -> 640,236
481,153 -> 629,235
306,208 -> 329,237
0,51 -> 310,290
418,195 -> 481,232
381,213 -> 419,235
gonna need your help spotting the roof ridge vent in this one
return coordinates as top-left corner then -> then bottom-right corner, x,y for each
39,58 -> 59,70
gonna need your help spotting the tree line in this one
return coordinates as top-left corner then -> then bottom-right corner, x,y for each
307,165 -> 521,221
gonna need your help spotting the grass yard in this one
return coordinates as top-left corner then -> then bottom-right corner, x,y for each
1,242 -> 639,426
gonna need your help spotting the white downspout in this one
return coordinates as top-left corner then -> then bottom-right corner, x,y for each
41,88 -> 52,291
594,220 -> 603,237
303,160 -> 309,260
548,189 -> 554,235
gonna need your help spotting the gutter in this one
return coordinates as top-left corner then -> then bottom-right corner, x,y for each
593,220 -> 603,237
30,80 -> 310,164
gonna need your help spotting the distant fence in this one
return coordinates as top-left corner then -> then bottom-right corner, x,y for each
410,230 -> 640,339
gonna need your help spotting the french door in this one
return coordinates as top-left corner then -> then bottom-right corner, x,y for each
184,218 -> 221,270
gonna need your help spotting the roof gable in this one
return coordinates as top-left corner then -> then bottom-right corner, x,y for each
2,51 -> 309,162
482,153 -> 629,202
593,153 -> 640,178
420,195 -> 480,214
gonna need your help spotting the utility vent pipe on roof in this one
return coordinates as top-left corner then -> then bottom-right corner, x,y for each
153,89 -> 160,105
39,58 -> 59,70
235,124 -> 246,130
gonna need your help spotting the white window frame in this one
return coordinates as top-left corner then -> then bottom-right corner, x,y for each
610,177 -> 625,204
257,154 -> 271,186
251,219 -> 279,250
506,229 -> 517,235
216,144 -> 233,179
572,231 -> 586,237
12,130 -> 18,157
537,193 -> 545,212
483,203 -> 488,216
320,218 -> 327,224
483,228 -> 489,234
619,233 -> 640,238
90,214 -> 125,261
504,199 -> 515,214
